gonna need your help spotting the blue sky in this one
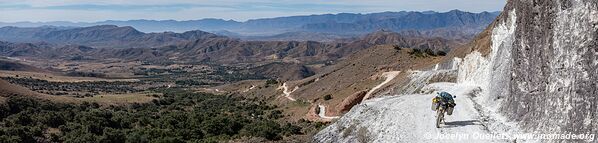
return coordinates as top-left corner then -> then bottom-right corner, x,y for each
0,0 -> 507,22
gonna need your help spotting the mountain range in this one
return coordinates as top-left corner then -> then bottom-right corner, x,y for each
0,27 -> 463,64
0,10 -> 499,39
0,25 -> 222,48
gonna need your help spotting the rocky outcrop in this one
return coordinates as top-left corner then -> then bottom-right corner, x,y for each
499,0 -> 597,135
456,0 -> 598,136
427,0 -> 598,141
391,69 -> 457,95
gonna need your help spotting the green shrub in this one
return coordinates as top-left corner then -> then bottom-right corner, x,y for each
323,94 -> 332,100
423,48 -> 436,56
393,45 -> 401,51
241,120 -> 282,140
409,49 -> 425,57
436,51 -> 447,56
265,79 -> 278,85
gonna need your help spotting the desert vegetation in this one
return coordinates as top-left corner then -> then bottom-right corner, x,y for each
0,89 -> 322,142
1,77 -> 138,96
409,48 -> 447,58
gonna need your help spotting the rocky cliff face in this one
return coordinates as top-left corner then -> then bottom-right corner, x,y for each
496,0 -> 597,135
458,0 -> 597,135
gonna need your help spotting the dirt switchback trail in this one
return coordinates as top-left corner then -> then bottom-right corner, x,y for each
278,82 -> 297,101
315,82 -> 509,143
318,104 -> 340,119
362,71 -> 400,102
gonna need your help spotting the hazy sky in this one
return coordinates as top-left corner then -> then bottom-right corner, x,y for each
0,0 -> 507,22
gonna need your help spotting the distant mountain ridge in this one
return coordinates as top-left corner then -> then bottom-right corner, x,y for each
301,10 -> 497,34
0,10 -> 499,39
0,25 -> 222,48
0,28 -> 463,64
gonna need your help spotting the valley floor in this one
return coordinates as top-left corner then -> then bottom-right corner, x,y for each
314,82 -> 510,143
